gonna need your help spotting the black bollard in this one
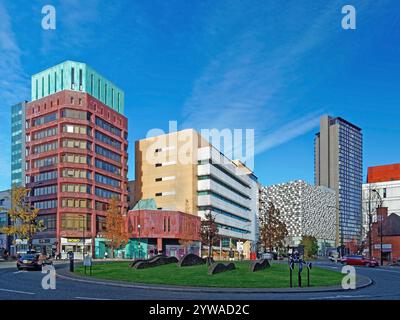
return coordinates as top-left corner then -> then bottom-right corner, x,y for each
307,262 -> 312,287
68,252 -> 75,272
298,260 -> 303,288
69,258 -> 74,272
289,259 -> 294,288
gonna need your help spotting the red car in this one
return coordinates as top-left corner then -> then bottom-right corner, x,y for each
341,255 -> 378,267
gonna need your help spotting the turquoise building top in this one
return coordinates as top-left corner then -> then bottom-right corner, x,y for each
31,60 -> 125,114
131,199 -> 158,210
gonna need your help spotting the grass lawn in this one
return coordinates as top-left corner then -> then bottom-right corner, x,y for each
75,261 -> 343,288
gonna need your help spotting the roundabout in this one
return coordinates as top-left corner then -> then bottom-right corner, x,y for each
57,260 -> 372,293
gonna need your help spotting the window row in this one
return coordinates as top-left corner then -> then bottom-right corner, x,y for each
32,112 -> 57,127
94,173 -> 120,188
33,127 -> 57,140
37,214 -> 56,231
95,145 -> 121,163
61,214 -> 91,231
61,198 -> 92,209
62,154 -> 91,165
33,170 -> 57,183
197,190 -> 250,211
33,185 -> 57,197
34,199 -> 57,210
61,108 -> 91,121
198,174 -> 251,200
95,187 -> 120,200
95,201 -> 109,211
95,117 -> 122,137
33,156 -> 57,168
33,141 -> 58,155
62,139 -> 91,150
62,168 -> 91,179
95,159 -> 121,175
95,130 -> 121,149
61,184 -> 91,194
63,124 -> 91,135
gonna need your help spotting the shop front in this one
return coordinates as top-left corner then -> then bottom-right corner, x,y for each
374,243 -> 392,262
94,238 -> 148,259
61,237 -> 92,260
15,239 -> 29,255
165,242 -> 201,259
0,235 -> 7,252
32,238 -> 57,256
124,239 -> 149,259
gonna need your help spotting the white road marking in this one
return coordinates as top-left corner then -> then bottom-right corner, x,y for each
75,296 -> 114,300
368,268 -> 400,274
309,294 -> 369,300
13,271 -> 27,274
0,288 -> 36,295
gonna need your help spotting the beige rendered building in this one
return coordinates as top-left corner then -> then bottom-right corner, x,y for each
135,129 -> 209,214
135,129 -> 259,258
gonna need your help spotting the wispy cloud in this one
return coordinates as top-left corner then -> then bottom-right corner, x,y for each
181,1 -> 343,158
40,0 -> 105,55
254,112 -> 321,155
0,2 -> 29,189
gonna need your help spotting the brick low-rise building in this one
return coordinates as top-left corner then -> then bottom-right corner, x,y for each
126,208 -> 201,259
362,163 -> 400,241
371,207 -> 400,263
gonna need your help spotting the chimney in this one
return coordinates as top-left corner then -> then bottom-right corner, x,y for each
377,207 -> 388,221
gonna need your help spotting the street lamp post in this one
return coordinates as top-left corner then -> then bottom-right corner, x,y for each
239,221 -> 252,260
204,209 -> 219,265
328,205 -> 343,257
368,189 -> 373,260
371,189 -> 384,266
79,215 -> 86,258
137,224 -> 141,259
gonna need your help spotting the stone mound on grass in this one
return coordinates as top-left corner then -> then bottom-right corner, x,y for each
208,262 -> 236,275
133,255 -> 178,269
250,259 -> 271,272
177,253 -> 208,267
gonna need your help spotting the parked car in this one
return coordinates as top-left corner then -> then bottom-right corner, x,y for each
341,255 -> 378,267
328,252 -> 339,262
16,253 -> 53,271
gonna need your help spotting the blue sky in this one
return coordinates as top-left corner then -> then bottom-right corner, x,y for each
0,0 -> 399,190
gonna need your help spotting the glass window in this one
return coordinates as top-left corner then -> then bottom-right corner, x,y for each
95,159 -> 121,175
32,112 -> 57,127
61,109 -> 91,121
95,117 -> 121,137
95,131 -> 121,149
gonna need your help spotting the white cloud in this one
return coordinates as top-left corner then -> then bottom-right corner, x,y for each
254,112 -> 322,155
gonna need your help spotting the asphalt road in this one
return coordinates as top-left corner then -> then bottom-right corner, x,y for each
0,261 -> 399,300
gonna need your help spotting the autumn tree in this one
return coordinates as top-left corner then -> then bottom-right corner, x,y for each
258,195 -> 288,252
0,186 -> 44,251
199,211 -> 219,265
103,198 -> 130,258
300,235 -> 319,258
345,238 -> 362,255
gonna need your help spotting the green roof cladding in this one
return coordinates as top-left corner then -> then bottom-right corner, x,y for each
131,199 -> 158,210
31,60 -> 125,114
